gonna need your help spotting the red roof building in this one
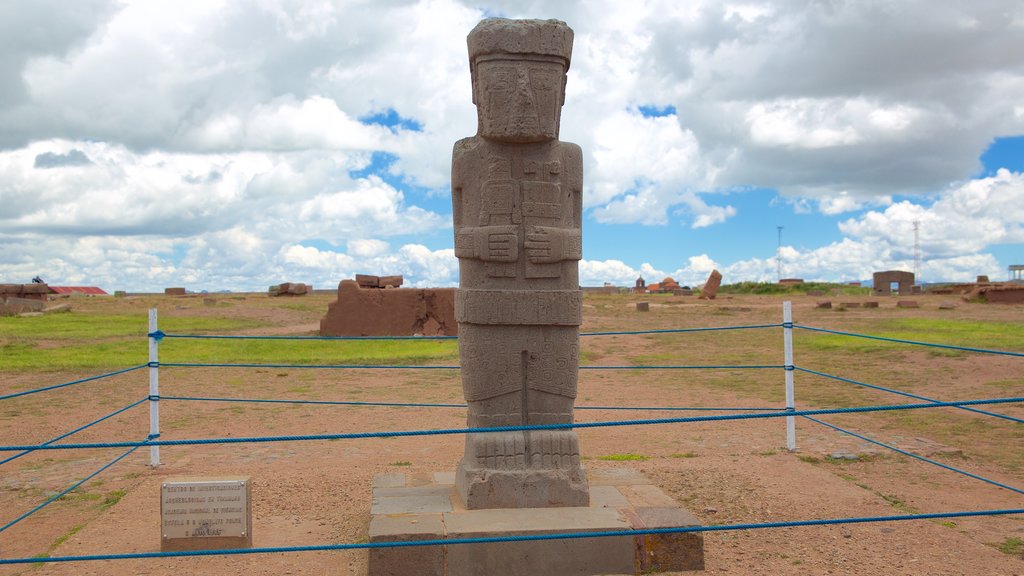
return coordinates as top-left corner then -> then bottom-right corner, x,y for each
48,286 -> 108,296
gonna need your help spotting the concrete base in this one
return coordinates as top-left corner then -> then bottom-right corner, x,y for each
367,469 -> 704,575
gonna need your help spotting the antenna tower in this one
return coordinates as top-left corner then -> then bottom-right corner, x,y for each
913,220 -> 921,283
777,226 -> 783,282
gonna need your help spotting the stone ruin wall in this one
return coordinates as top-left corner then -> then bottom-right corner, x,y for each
319,279 -> 457,337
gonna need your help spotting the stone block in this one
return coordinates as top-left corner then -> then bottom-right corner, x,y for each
896,300 -> 919,308
631,507 -> 705,572
320,280 -> 456,336
355,274 -> 380,288
369,514 -> 446,576
366,471 -> 704,575
444,508 -> 635,576
635,302 -> 649,312
379,275 -> 404,288
863,301 -> 879,308
699,269 -> 722,300
816,300 -> 832,309
164,287 -> 186,296
3,297 -> 44,313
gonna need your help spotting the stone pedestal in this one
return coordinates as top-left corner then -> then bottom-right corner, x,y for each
368,469 -> 704,575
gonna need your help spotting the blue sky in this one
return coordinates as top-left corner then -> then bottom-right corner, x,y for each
1,1 -> 1022,291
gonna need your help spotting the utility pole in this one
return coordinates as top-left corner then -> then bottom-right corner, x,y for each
777,226 -> 783,282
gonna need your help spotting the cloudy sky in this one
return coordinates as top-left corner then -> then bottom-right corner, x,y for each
2,0 -> 1022,292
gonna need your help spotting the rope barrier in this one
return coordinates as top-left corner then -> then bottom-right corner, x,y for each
156,362 -> 782,370
150,324 -> 784,342
795,366 -> 1024,424
0,438 -> 147,534
0,398 -> 147,467
801,416 -> 1024,495
3,507 -> 1021,565
0,365 -> 148,401
3,396 -> 1020,452
150,331 -> 456,341
159,395 -> 782,412
793,324 -> 1024,358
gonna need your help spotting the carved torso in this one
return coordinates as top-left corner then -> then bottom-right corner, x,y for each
452,137 -> 582,292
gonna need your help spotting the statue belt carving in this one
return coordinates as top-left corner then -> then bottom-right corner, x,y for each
455,289 -> 582,325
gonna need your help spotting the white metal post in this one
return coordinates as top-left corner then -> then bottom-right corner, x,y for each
148,309 -> 161,466
783,301 -> 796,451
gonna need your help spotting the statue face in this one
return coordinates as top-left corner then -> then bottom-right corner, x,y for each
473,58 -> 565,142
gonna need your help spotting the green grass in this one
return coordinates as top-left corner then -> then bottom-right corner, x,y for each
996,536 -> 1023,555
718,281 -> 871,296
800,318 -> 1024,353
598,453 -> 648,461
0,312 -> 458,371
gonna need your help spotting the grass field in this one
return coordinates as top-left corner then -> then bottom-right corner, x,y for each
1,291 -> 1022,574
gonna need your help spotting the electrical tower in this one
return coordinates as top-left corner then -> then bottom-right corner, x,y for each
777,226 -> 783,282
913,220 -> 921,283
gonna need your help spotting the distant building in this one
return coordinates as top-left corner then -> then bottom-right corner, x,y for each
49,286 -> 108,296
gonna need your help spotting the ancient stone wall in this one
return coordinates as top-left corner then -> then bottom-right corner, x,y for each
872,270 -> 914,296
319,280 -> 456,336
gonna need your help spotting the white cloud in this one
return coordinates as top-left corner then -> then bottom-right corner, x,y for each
1,0 -> 1023,290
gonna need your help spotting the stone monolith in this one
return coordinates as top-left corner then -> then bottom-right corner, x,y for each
451,18 -> 588,509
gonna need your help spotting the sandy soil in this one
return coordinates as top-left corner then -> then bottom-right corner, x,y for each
1,292 -> 1022,575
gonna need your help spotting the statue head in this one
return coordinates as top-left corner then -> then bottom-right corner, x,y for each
467,18 -> 573,143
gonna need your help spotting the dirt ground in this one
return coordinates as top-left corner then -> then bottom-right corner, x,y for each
1,292 -> 1022,575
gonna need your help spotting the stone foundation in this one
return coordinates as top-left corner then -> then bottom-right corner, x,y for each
368,469 -> 704,576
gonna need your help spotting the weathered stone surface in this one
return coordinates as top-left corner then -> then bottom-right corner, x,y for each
939,301 -> 958,310
840,302 -> 861,308
873,270 -> 914,296
369,514 -> 446,576
42,303 -> 71,314
355,274 -> 380,288
863,301 -> 879,308
0,284 -> 49,302
320,280 -> 456,336
452,18 -> 588,510
3,297 -> 44,313
366,470 -> 704,576
164,287 -> 186,296
984,286 -> 1024,303
816,300 -> 832,309
896,300 -> 919,308
379,275 -> 404,288
269,282 -> 308,297
635,302 -> 649,312
699,269 -> 722,300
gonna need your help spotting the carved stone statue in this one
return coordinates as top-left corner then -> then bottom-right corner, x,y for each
452,18 -> 589,509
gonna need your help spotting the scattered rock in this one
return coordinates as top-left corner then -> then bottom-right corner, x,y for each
699,269 -> 722,300
896,300 -> 919,308
636,302 -> 649,312
816,300 -> 832,309
165,287 -> 186,296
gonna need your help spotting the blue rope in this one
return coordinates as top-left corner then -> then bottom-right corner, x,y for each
159,363 -> 460,369
159,395 -> 781,412
157,362 -> 782,370
3,507 -> 1021,564
3,396 -> 1021,452
152,332 -> 457,341
0,365 -> 148,401
580,324 -> 783,336
802,416 -> 1024,495
795,366 -> 1024,424
0,438 -> 146,534
0,398 -> 147,467
793,324 -> 1024,358
151,324 -> 783,342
